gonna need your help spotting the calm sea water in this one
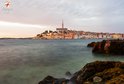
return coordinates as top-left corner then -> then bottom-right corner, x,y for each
0,39 -> 124,84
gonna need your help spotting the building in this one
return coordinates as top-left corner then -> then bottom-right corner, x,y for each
56,20 -> 68,33
35,20 -> 124,40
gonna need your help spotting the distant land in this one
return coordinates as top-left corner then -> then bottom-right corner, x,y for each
0,37 -> 33,39
0,22 -> 123,39
34,21 -> 124,40
34,29 -> 124,40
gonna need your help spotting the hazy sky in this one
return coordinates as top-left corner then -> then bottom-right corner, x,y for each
0,0 -> 124,37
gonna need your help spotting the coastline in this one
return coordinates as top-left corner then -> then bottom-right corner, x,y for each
39,61 -> 124,84
38,39 -> 124,84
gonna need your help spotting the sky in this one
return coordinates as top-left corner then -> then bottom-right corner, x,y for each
0,0 -> 124,38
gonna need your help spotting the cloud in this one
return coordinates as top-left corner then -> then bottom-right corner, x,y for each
0,0 -> 124,33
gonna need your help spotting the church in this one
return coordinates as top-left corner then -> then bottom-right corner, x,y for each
56,20 -> 68,33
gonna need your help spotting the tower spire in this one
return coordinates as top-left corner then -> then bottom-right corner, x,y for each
62,20 -> 64,28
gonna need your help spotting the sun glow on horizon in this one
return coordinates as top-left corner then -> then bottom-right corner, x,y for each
0,21 -> 43,28
0,21 -> 47,38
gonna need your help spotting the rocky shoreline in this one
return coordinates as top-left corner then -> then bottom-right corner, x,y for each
38,61 -> 124,84
38,40 -> 124,84
87,39 -> 124,55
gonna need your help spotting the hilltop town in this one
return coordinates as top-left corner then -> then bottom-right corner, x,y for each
35,21 -> 124,39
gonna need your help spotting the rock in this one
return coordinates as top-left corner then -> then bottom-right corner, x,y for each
90,39 -> 124,55
70,61 -> 124,84
93,76 -> 102,83
106,74 -> 124,84
38,76 -> 69,84
84,81 -> 93,84
65,71 -> 72,79
38,61 -> 124,84
93,67 -> 124,83
87,42 -> 97,47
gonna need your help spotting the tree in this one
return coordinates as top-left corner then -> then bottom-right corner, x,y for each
43,30 -> 48,34
49,30 -> 53,33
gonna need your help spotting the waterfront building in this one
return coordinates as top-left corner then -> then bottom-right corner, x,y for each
35,21 -> 124,39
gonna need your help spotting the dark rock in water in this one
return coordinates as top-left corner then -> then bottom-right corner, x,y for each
70,61 -> 124,84
65,71 -> 72,79
87,42 -> 97,47
89,39 -> 124,55
93,76 -> 102,83
38,61 -> 124,84
106,74 -> 124,84
38,76 -> 69,84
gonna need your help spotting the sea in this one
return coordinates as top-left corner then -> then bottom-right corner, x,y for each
0,39 -> 124,84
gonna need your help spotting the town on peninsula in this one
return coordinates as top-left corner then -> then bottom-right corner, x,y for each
35,21 -> 124,40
